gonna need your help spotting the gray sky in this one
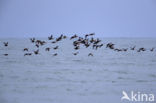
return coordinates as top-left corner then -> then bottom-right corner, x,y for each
0,0 -> 156,37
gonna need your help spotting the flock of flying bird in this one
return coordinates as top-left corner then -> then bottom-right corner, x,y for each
1,33 -> 155,57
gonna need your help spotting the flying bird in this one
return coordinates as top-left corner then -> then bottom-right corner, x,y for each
48,35 -> 54,40
23,48 -> 29,51
34,49 -> 39,55
30,38 -> 35,43
88,53 -> 93,57
3,42 -> 8,47
53,46 -> 59,50
24,53 -> 32,56
53,53 -> 58,56
3,54 -> 8,56
45,47 -> 50,51
73,52 -> 79,55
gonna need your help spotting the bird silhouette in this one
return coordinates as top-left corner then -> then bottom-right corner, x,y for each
88,53 -> 93,57
73,52 -> 79,55
53,53 -> 57,56
48,35 -> 54,40
3,54 -> 8,56
130,46 -> 136,50
45,47 -> 50,51
150,48 -> 154,52
24,53 -> 32,56
34,49 -> 39,55
53,46 -> 59,50
30,38 -> 35,43
3,42 -> 8,47
23,48 -> 28,51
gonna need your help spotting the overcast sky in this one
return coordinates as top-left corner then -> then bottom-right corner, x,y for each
0,0 -> 156,37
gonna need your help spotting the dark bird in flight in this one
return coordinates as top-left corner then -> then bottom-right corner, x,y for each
45,47 -> 50,51
56,34 -> 63,42
3,54 -> 8,56
53,53 -> 58,56
35,44 -> 39,48
74,46 -> 80,50
122,48 -> 128,52
51,41 -> 56,44
3,42 -> 8,47
89,33 -> 95,36
150,48 -> 154,52
106,43 -> 115,49
130,46 -> 136,50
70,34 -> 78,40
63,35 -> 67,39
48,35 -> 54,40
85,34 -> 89,38
137,48 -> 146,52
88,53 -> 93,57
73,52 -> 79,55
53,46 -> 59,50
34,49 -> 39,55
30,38 -> 35,43
23,48 -> 28,51
114,48 -> 122,52
24,53 -> 32,56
